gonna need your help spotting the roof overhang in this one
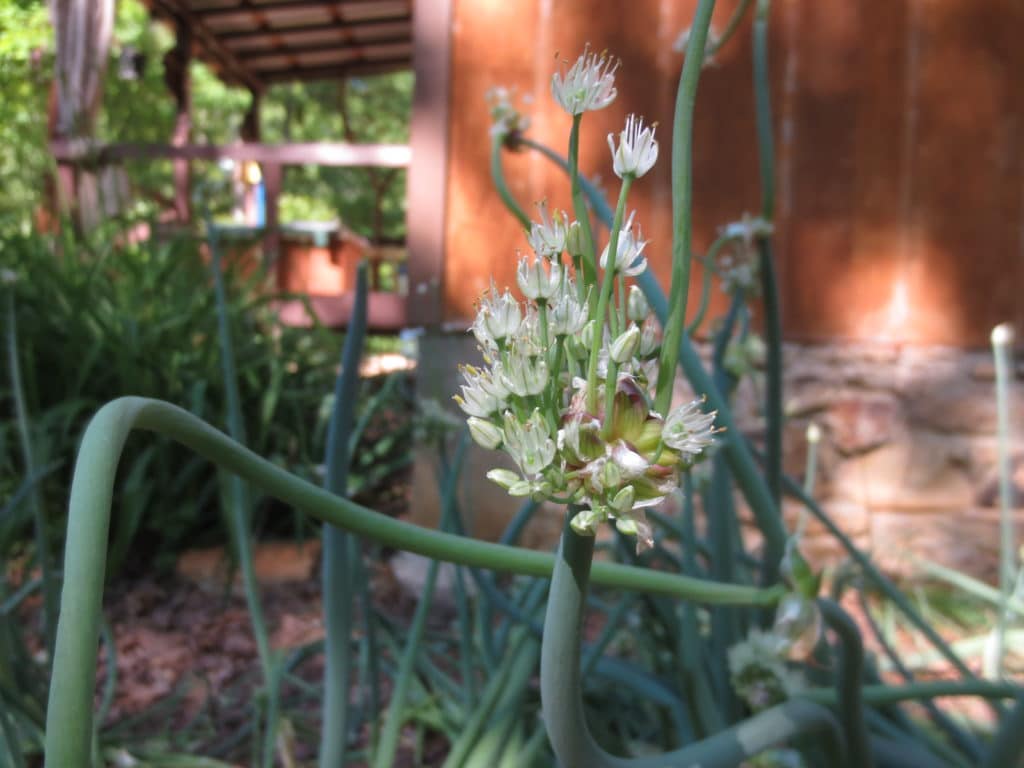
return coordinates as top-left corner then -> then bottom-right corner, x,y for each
144,0 -> 413,89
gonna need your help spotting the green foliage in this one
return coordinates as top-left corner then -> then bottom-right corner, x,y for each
0,0 -> 410,240
0,0 -> 52,236
0,225 -> 408,574
262,76 -> 412,239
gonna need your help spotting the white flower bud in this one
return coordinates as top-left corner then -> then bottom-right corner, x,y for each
516,255 -> 561,302
467,417 -> 503,450
580,319 -> 598,348
609,324 -> 641,364
549,283 -> 587,337
501,352 -> 548,397
570,506 -> 605,536
565,221 -> 585,258
487,468 -> 521,490
609,485 -> 635,514
626,285 -> 649,323
639,319 -> 659,357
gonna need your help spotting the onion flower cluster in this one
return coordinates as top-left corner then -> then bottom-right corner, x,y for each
455,241 -> 718,553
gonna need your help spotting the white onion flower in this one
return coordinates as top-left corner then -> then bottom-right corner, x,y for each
527,202 -> 569,257
551,46 -> 618,115
473,282 -> 522,345
608,114 -> 659,179
502,409 -> 556,477
663,398 -> 718,459
548,284 -> 588,337
599,212 -> 649,276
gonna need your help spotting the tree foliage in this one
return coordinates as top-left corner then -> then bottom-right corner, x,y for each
0,0 -> 411,239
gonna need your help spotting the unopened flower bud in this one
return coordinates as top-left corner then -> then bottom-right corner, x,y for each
609,485 -> 635,513
580,319 -> 598,348
570,506 -> 605,536
639,320 -> 659,357
487,468 -> 521,490
467,417 -> 503,450
627,285 -> 649,323
517,255 -> 560,301
565,221 -> 585,259
609,324 -> 641,364
600,459 -> 622,490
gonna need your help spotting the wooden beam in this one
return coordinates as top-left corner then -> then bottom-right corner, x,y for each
405,0 -> 453,326
195,0 -> 404,24
51,140 -> 411,168
149,0 -> 263,91
218,13 -> 409,47
218,14 -> 411,44
254,57 -> 411,83
236,34 -> 410,63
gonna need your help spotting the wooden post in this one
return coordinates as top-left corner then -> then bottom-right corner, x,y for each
263,162 -> 282,264
406,0 -> 453,326
164,18 -> 192,223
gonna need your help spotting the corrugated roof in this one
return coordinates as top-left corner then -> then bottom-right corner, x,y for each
145,0 -> 412,89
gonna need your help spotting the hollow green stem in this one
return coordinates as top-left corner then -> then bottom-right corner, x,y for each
587,176 -> 632,415
992,324 -> 1016,677
982,696 -> 1024,768
753,0 -> 783,510
802,679 -> 1022,707
685,234 -> 733,336
209,228 -> 276,766
655,0 -> 716,416
568,114 -> 599,295
820,599 -> 873,768
490,134 -> 531,229
704,0 -> 755,60
319,261 -> 369,768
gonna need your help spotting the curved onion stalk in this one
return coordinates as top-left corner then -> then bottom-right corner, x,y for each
319,261 -> 369,768
704,0 -> 755,60
43,397 -> 781,766
540,520 -> 845,767
489,136 -> 530,229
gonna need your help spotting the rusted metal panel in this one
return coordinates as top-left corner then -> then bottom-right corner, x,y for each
441,0 -> 1024,347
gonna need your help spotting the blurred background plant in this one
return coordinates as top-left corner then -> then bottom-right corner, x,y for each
0,225 -> 412,576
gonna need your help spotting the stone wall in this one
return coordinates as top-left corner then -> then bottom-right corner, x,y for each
410,330 -> 1023,581
757,341 -> 1023,580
